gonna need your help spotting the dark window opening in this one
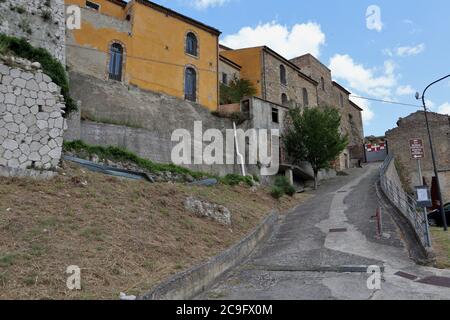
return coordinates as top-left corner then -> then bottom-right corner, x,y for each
241,99 -> 250,114
281,93 -> 288,106
186,32 -> 198,56
126,14 -> 131,21
185,67 -> 197,102
302,88 -> 309,107
280,65 -> 287,85
321,77 -> 325,91
340,94 -> 344,108
222,72 -> 228,85
272,108 -> 279,123
86,1 -> 100,10
109,43 -> 123,81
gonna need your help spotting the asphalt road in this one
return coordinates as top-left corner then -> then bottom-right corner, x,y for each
197,164 -> 450,300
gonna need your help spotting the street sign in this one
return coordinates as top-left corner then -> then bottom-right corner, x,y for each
410,139 -> 424,159
415,186 -> 432,208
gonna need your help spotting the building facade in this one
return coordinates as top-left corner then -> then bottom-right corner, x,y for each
291,53 -> 365,169
220,46 -> 318,108
386,111 -> 450,204
65,0 -> 221,110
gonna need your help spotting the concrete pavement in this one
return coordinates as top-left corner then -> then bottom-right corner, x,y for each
197,164 -> 450,300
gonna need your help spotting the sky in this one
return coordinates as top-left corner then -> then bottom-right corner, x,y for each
144,0 -> 450,136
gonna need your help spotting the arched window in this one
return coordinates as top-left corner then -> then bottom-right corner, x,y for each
321,77 -> 325,91
340,93 -> 344,108
186,32 -> 198,56
302,88 -> 309,107
185,67 -> 197,102
109,43 -> 124,81
281,93 -> 288,106
280,65 -> 287,85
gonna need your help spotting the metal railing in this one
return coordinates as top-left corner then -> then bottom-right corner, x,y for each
379,155 -> 432,248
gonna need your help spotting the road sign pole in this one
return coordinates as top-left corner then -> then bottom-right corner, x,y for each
417,159 -> 432,247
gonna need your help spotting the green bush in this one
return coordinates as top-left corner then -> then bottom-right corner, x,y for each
63,140 -> 210,180
273,175 -> 296,197
270,186 -> 284,199
0,34 -> 76,115
221,174 -> 254,187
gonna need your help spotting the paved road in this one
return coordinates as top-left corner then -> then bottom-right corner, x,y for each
198,164 -> 450,300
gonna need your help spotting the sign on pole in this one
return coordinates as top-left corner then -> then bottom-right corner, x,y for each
409,139 -> 425,160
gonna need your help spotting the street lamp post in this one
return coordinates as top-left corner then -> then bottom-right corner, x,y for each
417,74 -> 449,231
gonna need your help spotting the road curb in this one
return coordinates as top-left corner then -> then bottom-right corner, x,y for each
139,211 -> 279,300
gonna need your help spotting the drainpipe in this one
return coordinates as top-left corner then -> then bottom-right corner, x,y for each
233,122 -> 246,176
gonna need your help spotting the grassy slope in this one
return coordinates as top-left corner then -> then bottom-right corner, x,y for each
431,228 -> 450,269
0,161 -> 310,299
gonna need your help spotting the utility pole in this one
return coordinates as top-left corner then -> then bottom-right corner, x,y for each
416,74 -> 449,231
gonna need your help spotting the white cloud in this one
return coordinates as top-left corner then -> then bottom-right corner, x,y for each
383,44 -> 426,57
329,54 -> 397,99
396,44 -> 425,57
396,85 -> 416,96
191,0 -> 230,9
438,102 -> 450,115
221,21 -> 326,59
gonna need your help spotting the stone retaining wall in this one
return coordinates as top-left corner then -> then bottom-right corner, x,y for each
0,57 -> 67,171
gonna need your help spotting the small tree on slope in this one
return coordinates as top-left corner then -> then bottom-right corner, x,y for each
283,107 -> 348,189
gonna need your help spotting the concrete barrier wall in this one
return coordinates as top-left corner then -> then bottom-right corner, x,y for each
140,212 -> 278,300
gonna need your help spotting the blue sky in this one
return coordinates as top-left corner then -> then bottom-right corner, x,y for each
152,0 -> 450,136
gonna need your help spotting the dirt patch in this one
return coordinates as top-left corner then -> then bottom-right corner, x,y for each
431,228 -> 450,269
0,161 -> 311,299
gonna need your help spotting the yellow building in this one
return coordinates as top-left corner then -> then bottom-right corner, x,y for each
65,0 -> 221,110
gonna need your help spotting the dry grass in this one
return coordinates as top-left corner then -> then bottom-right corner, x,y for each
0,161 -> 310,299
431,227 -> 450,269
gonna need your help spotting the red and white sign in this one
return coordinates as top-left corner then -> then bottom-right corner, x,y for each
410,139 -> 425,159
366,143 -> 386,153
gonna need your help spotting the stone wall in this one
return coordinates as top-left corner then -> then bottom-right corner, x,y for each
65,72 -> 241,177
291,54 -> 334,107
262,51 -> 318,108
386,111 -> 450,202
0,0 -> 66,63
0,57 -> 67,172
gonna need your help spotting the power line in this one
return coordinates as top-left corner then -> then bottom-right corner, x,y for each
350,95 -> 422,108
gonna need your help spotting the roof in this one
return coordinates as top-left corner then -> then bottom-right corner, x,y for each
332,81 -> 351,95
219,54 -> 241,70
108,0 -> 221,36
261,46 -> 318,85
291,53 -> 331,72
107,0 -> 128,7
219,44 -> 233,51
349,100 -> 363,111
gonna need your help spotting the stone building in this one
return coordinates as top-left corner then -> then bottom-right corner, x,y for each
0,0 -> 66,63
290,53 -> 365,169
220,46 -> 318,108
65,0 -> 221,110
219,54 -> 240,86
385,111 -> 450,203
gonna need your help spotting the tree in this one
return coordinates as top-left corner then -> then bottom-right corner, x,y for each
283,107 -> 348,189
220,77 -> 257,105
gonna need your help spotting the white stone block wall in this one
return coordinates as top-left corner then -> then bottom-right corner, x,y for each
0,57 -> 67,170
0,0 -> 66,63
